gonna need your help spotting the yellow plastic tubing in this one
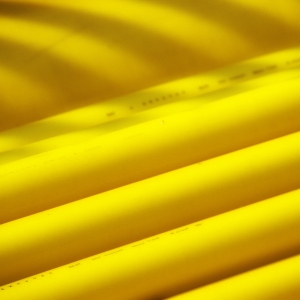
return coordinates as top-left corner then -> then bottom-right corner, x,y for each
0,46 -> 300,153
0,130 -> 300,285
0,66 -> 300,166
168,254 -> 300,300
1,188 -> 300,300
1,77 -> 300,224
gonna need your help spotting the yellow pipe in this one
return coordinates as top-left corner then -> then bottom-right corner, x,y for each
1,46 -> 300,152
1,0 -> 300,130
1,77 -> 300,224
167,254 -> 300,300
1,188 -> 300,299
0,66 -> 299,166
0,130 -> 299,285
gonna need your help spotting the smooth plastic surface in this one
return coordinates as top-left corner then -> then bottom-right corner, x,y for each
168,255 -> 300,300
1,189 -> 300,299
1,130 -> 300,285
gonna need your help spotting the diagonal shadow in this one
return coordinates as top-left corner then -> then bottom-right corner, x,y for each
0,35 -> 116,101
142,0 -> 300,51
0,0 -> 221,131
0,1 -> 218,78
